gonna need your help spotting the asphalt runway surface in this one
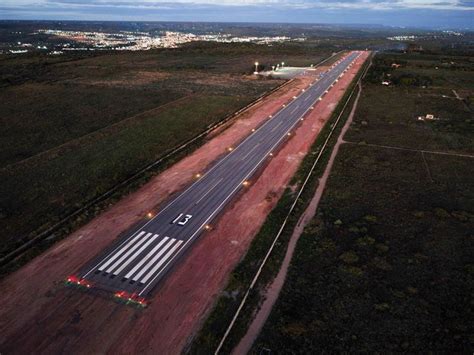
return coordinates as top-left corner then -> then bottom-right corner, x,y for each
78,51 -> 361,298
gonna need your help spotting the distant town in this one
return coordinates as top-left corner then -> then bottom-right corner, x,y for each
5,29 -> 304,55
387,30 -> 463,41
3,25 -> 467,56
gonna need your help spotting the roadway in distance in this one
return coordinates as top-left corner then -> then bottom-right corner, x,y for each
77,51 -> 362,299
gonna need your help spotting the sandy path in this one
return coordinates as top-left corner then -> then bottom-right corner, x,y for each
233,80 -> 364,355
0,52 -> 368,355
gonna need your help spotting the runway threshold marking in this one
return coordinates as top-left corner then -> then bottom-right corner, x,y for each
97,231 -> 146,272
112,233 -> 160,275
140,240 -> 184,284
131,237 -> 177,282
124,237 -> 170,279
105,233 -> 153,274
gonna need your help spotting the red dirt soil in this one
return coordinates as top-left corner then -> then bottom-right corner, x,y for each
0,51 -> 369,354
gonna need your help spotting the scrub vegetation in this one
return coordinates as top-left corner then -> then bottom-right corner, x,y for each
253,49 -> 473,352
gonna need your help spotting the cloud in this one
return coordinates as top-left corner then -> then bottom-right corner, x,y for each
3,0 -> 474,11
0,0 -> 472,28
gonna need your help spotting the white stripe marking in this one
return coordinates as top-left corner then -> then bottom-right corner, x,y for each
105,233 -> 152,273
140,240 -> 184,284
124,237 -> 169,279
242,143 -> 260,160
132,238 -> 176,281
112,233 -> 159,275
98,231 -> 145,272
271,122 -> 282,133
196,178 -> 223,205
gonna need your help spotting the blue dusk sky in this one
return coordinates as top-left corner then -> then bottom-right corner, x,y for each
1,1 -> 473,29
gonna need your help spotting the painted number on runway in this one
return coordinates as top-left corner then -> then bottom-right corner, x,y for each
171,213 -> 193,226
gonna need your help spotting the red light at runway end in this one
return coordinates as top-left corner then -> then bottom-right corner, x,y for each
65,276 -> 92,289
114,291 -> 147,308
66,275 -> 78,283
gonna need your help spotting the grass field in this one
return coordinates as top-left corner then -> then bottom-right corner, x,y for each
0,42 -> 334,259
253,51 -> 473,352
345,85 -> 473,152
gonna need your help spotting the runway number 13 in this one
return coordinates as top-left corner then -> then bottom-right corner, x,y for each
172,213 -> 193,226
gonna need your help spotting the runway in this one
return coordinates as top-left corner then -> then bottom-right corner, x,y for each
78,51 -> 361,298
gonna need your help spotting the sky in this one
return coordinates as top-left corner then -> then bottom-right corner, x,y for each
0,0 -> 473,29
